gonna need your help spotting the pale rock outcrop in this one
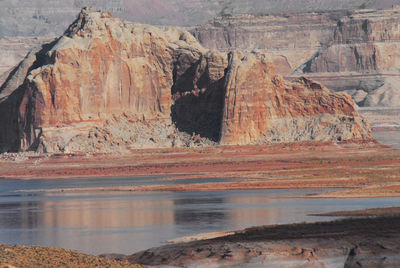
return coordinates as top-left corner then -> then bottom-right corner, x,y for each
0,37 -> 55,85
191,11 -> 344,74
363,78 -> 400,107
301,8 -> 400,107
0,8 -> 372,153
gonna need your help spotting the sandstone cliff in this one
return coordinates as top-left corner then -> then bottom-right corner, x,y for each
193,7 -> 400,107
221,53 -> 369,145
2,5 -> 400,110
191,11 -> 344,72
0,9 -> 371,153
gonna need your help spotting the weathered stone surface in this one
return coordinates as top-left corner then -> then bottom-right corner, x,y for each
303,8 -> 400,74
343,89 -> 369,105
0,9 -> 371,153
363,78 -> 400,107
0,9 -> 199,152
300,8 -> 400,107
0,37 -> 56,86
193,7 -> 400,107
191,11 -> 344,73
127,217 -> 400,268
220,52 -> 370,145
2,5 -> 400,109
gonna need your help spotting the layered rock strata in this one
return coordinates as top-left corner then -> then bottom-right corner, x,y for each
302,8 -> 400,107
0,9 -> 371,153
193,7 -> 400,107
190,11 -> 345,73
2,0 -> 400,38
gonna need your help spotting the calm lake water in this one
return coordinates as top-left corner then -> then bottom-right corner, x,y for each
374,130 -> 400,149
1,177 -> 400,255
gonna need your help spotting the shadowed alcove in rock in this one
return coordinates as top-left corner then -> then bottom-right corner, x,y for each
171,55 -> 227,142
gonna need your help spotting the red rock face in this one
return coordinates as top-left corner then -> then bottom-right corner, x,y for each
220,52 -> 370,145
24,11 -> 178,128
0,8 -> 372,153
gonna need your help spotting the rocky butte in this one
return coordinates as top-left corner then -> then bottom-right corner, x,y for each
2,5 -> 400,109
0,9 -> 371,154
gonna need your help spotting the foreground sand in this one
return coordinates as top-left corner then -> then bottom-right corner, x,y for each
1,141 -> 400,198
0,245 -> 144,268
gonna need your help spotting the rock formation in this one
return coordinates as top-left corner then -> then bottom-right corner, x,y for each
193,7 -> 400,107
0,9 -> 371,153
127,217 -> 400,267
191,11 -> 344,72
220,54 -> 369,145
302,8 -> 400,107
2,4 -> 400,109
0,37 -> 56,86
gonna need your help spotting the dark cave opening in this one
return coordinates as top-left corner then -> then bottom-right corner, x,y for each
171,56 -> 226,142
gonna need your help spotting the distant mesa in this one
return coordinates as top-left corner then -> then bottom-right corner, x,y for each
192,7 -> 400,107
1,0 -> 400,37
0,8 -> 372,153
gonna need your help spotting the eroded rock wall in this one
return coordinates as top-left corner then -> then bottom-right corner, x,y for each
193,7 -> 400,107
220,53 -> 370,145
0,9 -> 372,153
191,11 -> 344,75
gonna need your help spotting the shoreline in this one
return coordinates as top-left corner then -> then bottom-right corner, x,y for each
126,211 -> 400,267
1,141 -> 399,198
2,207 -> 400,266
1,142 -> 400,198
0,141 -> 379,178
1,207 -> 400,267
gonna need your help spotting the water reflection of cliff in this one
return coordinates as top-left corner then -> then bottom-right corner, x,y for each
173,197 -> 226,226
0,192 -> 177,254
40,193 -> 175,228
0,201 -> 40,229
0,189 -> 337,254
172,193 -> 297,231
224,194 -> 309,228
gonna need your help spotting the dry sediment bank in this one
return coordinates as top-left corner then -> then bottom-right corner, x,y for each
1,142 -> 400,198
127,214 -> 400,267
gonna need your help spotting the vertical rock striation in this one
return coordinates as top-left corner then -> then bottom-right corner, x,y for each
220,52 -> 370,145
